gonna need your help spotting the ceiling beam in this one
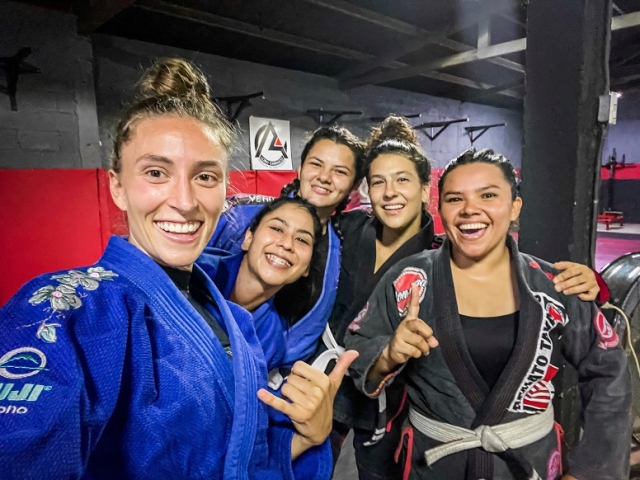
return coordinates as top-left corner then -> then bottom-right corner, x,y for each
300,0 -> 524,74
612,10 -> 640,29
342,38 -> 525,89
334,0 -> 516,81
77,0 -> 136,34
344,10 -> 640,89
612,2 -> 625,15
463,79 -> 524,103
477,12 -> 491,49
136,0 -> 521,99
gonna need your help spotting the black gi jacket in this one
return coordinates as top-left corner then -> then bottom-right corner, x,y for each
346,236 -> 631,480
325,209 -> 437,429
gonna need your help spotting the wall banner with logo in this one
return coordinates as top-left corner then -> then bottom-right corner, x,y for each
249,116 -> 293,170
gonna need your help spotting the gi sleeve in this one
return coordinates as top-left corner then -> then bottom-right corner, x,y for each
265,413 -> 332,480
207,205 -> 248,253
344,268 -> 407,398
561,299 -> 631,480
0,275 -> 128,479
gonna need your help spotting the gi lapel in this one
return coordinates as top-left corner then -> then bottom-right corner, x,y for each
433,237 -> 543,480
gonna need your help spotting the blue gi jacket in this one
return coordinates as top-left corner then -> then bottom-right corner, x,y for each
199,196 -> 341,368
0,236 -> 331,480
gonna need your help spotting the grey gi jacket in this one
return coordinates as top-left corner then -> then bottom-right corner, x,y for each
346,236 -> 631,480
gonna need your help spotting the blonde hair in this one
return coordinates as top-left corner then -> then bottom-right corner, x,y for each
109,58 -> 235,173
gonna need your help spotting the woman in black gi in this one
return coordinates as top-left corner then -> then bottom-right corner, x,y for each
346,149 -> 630,480
324,121 -> 603,479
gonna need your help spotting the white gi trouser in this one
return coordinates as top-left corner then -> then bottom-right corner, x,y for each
409,406 -> 555,480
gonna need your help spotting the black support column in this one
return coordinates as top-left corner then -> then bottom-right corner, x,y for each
521,0 -> 611,265
520,0 -> 612,448
520,0 -> 611,445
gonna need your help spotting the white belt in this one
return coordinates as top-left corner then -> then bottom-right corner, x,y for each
269,325 -> 345,390
409,406 -> 554,473
310,324 -> 345,373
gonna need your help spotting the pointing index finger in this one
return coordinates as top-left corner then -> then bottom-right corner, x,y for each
407,283 -> 422,319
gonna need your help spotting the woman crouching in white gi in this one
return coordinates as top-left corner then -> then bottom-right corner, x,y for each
0,58 -> 356,479
345,148 -> 630,480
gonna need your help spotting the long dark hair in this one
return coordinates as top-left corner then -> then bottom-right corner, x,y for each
248,197 -> 324,326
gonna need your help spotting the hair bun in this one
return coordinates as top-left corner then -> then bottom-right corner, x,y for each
137,57 -> 210,101
367,116 -> 418,151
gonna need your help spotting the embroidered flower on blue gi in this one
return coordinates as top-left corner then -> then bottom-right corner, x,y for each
24,267 -> 118,343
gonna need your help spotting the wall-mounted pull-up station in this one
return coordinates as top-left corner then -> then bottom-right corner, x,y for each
0,47 -> 41,111
415,118 -> 468,141
464,123 -> 505,143
214,91 -> 264,121
368,113 -> 421,122
306,108 -> 363,125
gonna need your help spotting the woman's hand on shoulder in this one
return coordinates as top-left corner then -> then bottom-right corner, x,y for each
553,261 -> 600,301
373,284 -> 439,377
257,350 -> 359,459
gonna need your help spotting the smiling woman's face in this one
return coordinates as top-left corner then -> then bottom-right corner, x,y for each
297,139 -> 357,217
108,115 -> 228,270
241,202 -> 316,288
439,162 -> 521,262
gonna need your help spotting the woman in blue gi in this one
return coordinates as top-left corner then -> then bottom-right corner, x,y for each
200,125 -> 367,370
320,118 -> 604,479
201,195 -> 326,371
346,148 -> 630,480
0,57 -> 356,480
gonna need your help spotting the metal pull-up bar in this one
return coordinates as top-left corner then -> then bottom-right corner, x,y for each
465,123 -> 505,143
414,118 -> 469,141
306,108 -> 363,125
214,92 -> 264,121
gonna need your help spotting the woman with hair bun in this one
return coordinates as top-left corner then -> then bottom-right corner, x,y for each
0,58 -> 353,479
320,118 -> 603,479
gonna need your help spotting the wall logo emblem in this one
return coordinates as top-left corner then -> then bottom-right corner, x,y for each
509,293 -> 567,413
594,310 -> 620,350
249,116 -> 293,170
0,347 -> 47,380
393,267 -> 427,317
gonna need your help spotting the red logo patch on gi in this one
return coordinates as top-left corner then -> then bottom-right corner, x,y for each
393,267 -> 427,317
523,364 -> 559,411
529,260 -> 540,269
546,449 -> 562,480
545,271 -> 555,281
509,293 -> 567,414
348,302 -> 369,332
594,310 -> 620,350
